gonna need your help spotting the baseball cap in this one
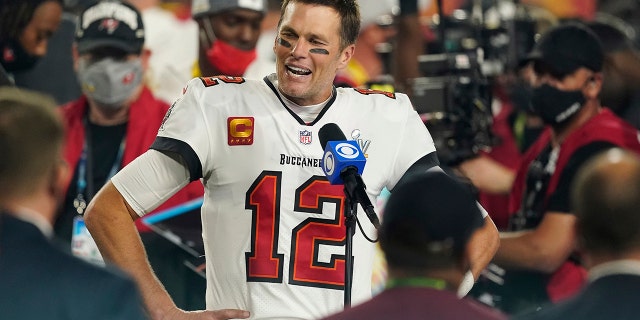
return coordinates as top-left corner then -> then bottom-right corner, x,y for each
192,0 -> 267,19
524,23 -> 603,78
382,170 -> 484,255
75,0 -> 145,55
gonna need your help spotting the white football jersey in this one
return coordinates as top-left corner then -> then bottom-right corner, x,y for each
152,74 -> 436,319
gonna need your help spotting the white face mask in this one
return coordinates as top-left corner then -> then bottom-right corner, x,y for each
77,57 -> 143,110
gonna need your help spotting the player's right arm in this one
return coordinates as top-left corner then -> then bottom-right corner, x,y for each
85,151 -> 250,320
85,76 -> 249,320
85,179 -> 175,319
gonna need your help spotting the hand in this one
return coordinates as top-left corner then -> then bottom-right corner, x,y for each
158,308 -> 250,320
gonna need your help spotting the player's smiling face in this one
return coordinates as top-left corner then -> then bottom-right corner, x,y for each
274,2 -> 354,106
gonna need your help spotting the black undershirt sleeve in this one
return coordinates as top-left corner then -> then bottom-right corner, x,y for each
150,137 -> 203,182
546,141 -> 618,213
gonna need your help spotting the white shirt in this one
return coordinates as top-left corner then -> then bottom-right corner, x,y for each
589,260 -> 640,282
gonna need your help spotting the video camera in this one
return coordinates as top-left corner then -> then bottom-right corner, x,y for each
411,0 -> 536,166
412,51 -> 493,166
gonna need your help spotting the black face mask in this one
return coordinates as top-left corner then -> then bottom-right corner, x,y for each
530,84 -> 586,126
0,38 -> 40,72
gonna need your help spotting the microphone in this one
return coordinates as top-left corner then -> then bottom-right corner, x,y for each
319,123 -> 380,229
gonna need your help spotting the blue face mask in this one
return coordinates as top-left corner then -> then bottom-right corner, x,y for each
77,57 -> 143,110
530,84 -> 586,125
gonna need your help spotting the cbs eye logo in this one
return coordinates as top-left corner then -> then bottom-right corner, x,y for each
323,152 -> 335,175
323,142 -> 360,175
335,143 -> 360,158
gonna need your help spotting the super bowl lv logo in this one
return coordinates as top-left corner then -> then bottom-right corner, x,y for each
299,130 -> 312,145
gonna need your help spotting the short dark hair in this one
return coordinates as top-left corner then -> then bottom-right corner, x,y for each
0,0 -> 63,40
0,87 -> 63,202
279,0 -> 360,50
572,149 -> 640,254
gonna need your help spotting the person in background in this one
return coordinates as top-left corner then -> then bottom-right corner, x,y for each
12,0 -> 85,105
392,0 -> 421,96
587,19 -> 640,129
0,87 -> 147,320
191,0 -> 267,78
0,0 -> 63,86
129,0 -> 199,104
56,0 -> 203,307
84,0 -> 499,318
243,0 -> 281,80
334,0 -> 397,89
322,170 -> 506,320
482,23 -> 640,314
516,148 -> 640,320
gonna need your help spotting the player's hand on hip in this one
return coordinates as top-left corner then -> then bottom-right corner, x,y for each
160,308 -> 250,320
205,309 -> 250,319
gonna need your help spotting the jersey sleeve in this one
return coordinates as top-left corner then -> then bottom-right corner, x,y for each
111,150 -> 191,215
387,94 -> 437,190
151,78 -> 211,181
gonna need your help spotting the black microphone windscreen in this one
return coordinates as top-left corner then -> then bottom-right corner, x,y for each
319,123 -> 347,150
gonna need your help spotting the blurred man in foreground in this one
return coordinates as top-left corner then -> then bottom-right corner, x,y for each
0,87 -> 147,320
323,170 -> 506,320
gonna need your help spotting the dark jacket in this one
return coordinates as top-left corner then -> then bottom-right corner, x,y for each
0,213 -> 148,319
515,273 -> 640,320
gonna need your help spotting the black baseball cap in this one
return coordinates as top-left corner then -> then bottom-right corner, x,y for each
382,170 -> 484,255
524,23 -> 604,78
75,0 -> 145,54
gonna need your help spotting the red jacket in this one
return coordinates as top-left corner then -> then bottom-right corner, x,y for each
60,87 -> 204,232
509,108 -> 640,302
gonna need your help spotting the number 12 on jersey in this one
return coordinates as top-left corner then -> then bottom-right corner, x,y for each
245,171 -> 349,290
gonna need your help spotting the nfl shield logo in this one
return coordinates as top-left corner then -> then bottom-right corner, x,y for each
299,130 -> 312,145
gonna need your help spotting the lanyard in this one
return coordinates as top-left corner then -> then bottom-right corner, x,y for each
385,277 -> 448,291
73,117 -> 125,215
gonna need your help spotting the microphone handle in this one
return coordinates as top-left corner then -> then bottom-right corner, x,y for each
341,167 -> 380,229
